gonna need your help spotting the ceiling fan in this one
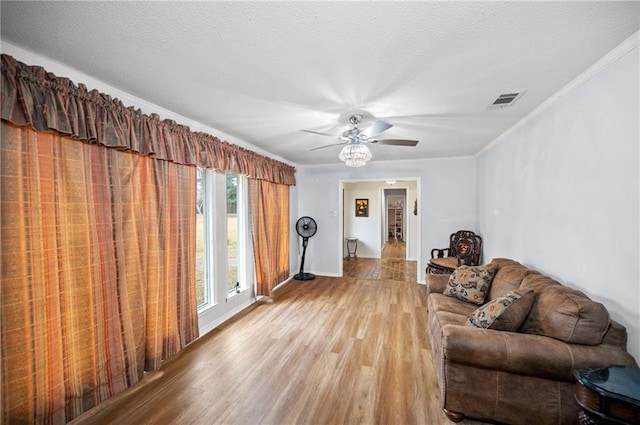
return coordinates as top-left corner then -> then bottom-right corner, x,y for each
301,114 -> 418,167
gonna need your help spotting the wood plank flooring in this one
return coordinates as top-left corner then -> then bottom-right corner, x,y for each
71,250 -> 486,425
343,240 -> 418,282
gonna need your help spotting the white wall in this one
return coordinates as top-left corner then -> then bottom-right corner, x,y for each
296,157 -> 476,282
404,185 -> 419,259
476,40 -> 639,360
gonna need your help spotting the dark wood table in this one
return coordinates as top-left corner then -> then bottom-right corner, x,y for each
574,365 -> 640,425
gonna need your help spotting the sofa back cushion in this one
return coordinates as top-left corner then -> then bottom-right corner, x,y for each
488,262 -> 536,301
520,275 -> 610,345
489,258 -> 522,269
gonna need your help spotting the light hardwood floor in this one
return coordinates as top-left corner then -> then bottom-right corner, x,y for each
343,240 -> 417,282
71,248 -> 486,425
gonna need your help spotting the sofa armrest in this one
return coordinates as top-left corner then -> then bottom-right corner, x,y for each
426,273 -> 450,297
441,324 -> 637,382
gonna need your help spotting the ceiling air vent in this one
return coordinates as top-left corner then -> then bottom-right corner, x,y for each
488,92 -> 524,109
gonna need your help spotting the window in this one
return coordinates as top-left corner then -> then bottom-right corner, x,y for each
196,169 -> 247,310
226,173 -> 239,293
196,167 -> 214,309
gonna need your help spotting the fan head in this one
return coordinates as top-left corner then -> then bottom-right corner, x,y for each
296,216 -> 317,238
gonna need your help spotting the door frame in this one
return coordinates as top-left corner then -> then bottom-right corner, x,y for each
338,177 -> 421,283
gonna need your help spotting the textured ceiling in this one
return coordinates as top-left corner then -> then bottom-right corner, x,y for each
1,1 -> 639,166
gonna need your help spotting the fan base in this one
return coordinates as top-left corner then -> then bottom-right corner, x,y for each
294,272 -> 316,281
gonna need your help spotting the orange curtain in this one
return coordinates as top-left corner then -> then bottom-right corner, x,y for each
248,179 -> 290,296
0,122 -> 198,423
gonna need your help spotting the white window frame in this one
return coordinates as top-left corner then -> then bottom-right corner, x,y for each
197,168 -> 217,312
196,171 -> 256,336
226,173 -> 247,299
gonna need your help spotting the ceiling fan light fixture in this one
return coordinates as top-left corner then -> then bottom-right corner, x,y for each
339,143 -> 372,167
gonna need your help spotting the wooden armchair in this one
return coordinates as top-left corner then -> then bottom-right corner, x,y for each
427,230 -> 483,275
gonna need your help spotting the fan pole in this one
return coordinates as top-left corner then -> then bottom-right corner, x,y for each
294,237 -> 315,281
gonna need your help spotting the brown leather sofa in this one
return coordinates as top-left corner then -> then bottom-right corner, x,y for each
426,258 -> 637,424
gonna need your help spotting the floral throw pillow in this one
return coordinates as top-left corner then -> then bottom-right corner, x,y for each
466,289 -> 535,331
443,264 -> 496,305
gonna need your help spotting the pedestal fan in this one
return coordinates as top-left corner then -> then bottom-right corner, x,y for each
294,216 -> 317,281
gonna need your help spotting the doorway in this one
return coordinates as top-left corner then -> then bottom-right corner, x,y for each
340,179 -> 420,283
384,188 -> 406,243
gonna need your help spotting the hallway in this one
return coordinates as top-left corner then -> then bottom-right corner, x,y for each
343,240 -> 417,282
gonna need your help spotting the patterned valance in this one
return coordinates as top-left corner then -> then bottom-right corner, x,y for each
1,54 -> 296,185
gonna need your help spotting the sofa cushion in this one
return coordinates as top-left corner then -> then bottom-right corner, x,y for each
602,320 -> 629,350
489,258 -> 522,268
488,263 -> 536,301
426,273 -> 452,297
466,289 -> 535,331
519,273 -> 561,293
444,264 -> 496,305
429,293 -> 479,317
520,280 -> 610,345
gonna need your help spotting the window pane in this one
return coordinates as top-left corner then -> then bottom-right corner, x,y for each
227,173 -> 239,293
196,167 -> 208,308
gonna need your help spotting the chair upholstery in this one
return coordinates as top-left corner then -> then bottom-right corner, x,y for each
427,230 -> 482,274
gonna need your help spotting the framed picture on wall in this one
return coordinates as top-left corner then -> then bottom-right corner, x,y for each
355,198 -> 369,217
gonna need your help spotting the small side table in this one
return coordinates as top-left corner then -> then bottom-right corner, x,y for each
574,365 -> 640,425
346,237 -> 358,258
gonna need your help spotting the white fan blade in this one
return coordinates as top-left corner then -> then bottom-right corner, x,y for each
301,129 -> 342,138
360,120 -> 393,138
308,142 -> 348,151
369,139 -> 418,146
